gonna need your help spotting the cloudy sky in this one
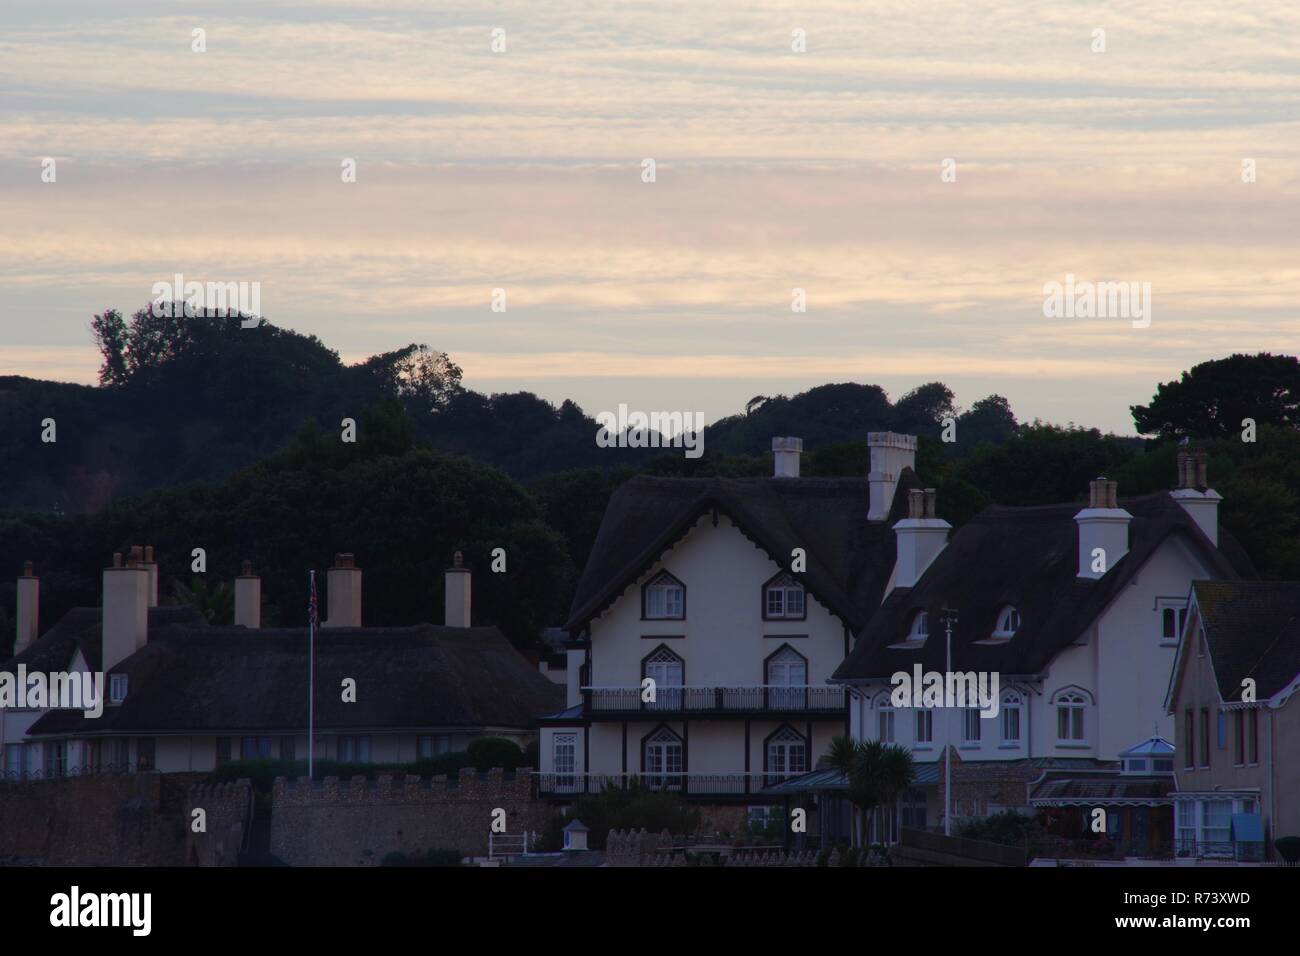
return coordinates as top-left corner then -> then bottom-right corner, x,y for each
2,0 -> 1297,433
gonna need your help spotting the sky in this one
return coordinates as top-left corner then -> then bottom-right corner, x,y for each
1,0 -> 1298,435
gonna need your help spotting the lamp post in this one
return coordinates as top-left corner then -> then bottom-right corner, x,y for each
941,606 -> 958,836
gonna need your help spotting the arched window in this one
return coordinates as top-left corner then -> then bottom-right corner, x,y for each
993,606 -> 1020,639
642,726 -> 683,789
763,571 -> 806,620
642,570 -> 685,620
765,645 -> 808,710
765,725 -> 808,782
1052,688 -> 1092,742
1000,691 -> 1023,743
642,645 -> 684,710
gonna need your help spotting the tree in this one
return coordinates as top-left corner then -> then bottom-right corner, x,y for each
89,308 -> 129,386
891,382 -> 956,436
824,736 -> 915,847
955,394 -> 1019,448
1131,353 -> 1300,440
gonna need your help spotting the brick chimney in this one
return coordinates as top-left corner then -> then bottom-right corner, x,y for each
15,561 -> 39,654
1170,449 -> 1222,547
141,545 -> 159,608
892,488 -> 951,588
772,437 -> 803,478
868,432 -> 917,521
1074,478 -> 1132,579
234,560 -> 261,629
103,547 -> 149,671
445,551 -> 471,628
324,553 -> 362,628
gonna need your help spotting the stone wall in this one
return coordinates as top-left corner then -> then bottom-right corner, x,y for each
184,780 -> 254,866
0,772 -> 200,865
270,767 -> 550,865
935,749 -> 1038,820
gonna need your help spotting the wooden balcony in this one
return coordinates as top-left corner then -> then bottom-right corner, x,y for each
581,685 -> 845,718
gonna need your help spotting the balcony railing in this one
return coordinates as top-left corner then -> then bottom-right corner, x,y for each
535,772 -> 805,797
583,685 -> 844,715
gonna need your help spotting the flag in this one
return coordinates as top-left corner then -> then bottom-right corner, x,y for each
308,570 -> 318,629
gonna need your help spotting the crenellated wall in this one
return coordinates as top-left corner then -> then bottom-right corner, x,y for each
269,767 -> 549,865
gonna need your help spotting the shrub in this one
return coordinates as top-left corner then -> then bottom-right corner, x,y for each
380,848 -> 463,867
466,736 -> 525,771
538,778 -> 700,850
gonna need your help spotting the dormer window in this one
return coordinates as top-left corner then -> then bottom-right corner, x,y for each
992,606 -> 1020,639
642,571 -> 685,620
890,610 -> 929,649
763,572 -> 806,620
109,674 -> 128,704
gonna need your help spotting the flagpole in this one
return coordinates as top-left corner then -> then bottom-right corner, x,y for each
308,569 -> 316,781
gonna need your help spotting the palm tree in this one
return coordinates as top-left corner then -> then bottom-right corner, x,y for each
824,736 -> 916,848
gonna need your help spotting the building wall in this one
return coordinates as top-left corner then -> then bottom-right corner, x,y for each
852,534 -> 1215,767
1171,616 -> 1300,841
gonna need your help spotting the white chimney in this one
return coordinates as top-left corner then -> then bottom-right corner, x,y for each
445,551 -> 471,628
324,553 -> 362,628
103,547 -> 149,671
1170,450 -> 1221,547
234,560 -> 262,628
1075,478 -> 1131,579
15,560 -> 39,654
868,432 -> 917,521
893,489 -> 951,588
772,437 -> 803,478
142,545 -> 159,608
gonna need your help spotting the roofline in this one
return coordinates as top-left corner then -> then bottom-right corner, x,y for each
24,723 -> 540,739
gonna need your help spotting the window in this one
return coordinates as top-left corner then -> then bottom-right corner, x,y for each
992,606 -> 1020,638
1184,710 -> 1195,769
915,709 -> 933,744
1202,800 -> 1232,847
137,737 -> 156,772
215,736 -> 232,766
1160,602 -> 1189,645
643,646 -> 685,710
765,645 -> 807,710
1054,690 -> 1088,742
877,700 -> 896,744
1199,709 -> 1210,768
962,709 -> 981,744
763,572 -> 806,620
766,726 -> 807,781
1000,692 -> 1022,743
1153,758 -> 1174,773
109,673 -> 128,704
643,726 -> 683,788
45,741 -> 68,778
643,571 -> 685,620
280,736 -> 296,761
336,735 -> 371,763
1232,711 -> 1244,766
747,805 -> 782,834
418,735 -> 453,758
4,743 -> 27,780
905,611 -> 929,643
1217,710 -> 1227,749
241,736 -> 273,760
1248,710 -> 1259,765
553,734 -> 576,789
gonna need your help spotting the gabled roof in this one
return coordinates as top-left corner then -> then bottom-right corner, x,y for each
26,620 -> 563,737
1184,580 -> 1300,704
1,604 -> 209,674
564,471 -> 921,634
834,492 -> 1255,682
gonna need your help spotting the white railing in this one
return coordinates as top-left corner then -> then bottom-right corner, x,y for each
535,771 -> 805,796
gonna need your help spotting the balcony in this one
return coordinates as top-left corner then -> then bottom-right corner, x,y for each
582,685 -> 845,718
535,772 -> 803,798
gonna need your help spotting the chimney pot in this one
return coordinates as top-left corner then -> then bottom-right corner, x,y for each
907,489 -> 925,519
129,545 -> 143,566
445,552 -> 472,627
771,437 -> 803,478
144,545 -> 154,563
241,560 -> 253,576
103,551 -> 149,670
1075,478 -> 1132,578
113,552 -> 123,568
235,561 -> 262,628
324,554 -> 362,627
923,488 -> 937,519
15,561 -> 39,653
